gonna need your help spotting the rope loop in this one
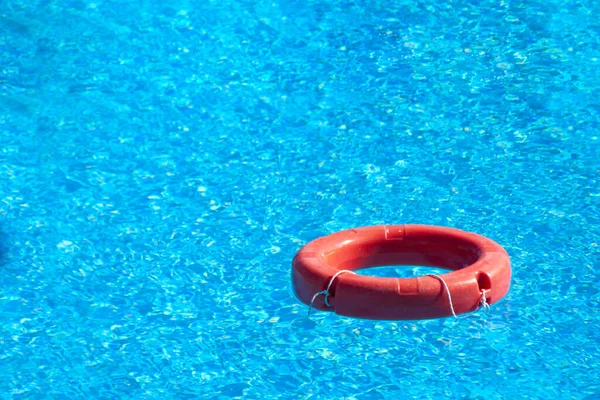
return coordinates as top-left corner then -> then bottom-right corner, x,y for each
307,270 -> 356,317
308,272 -> 491,319
479,289 -> 490,311
427,274 -> 457,318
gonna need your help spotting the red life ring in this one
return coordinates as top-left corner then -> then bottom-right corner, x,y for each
292,225 -> 511,320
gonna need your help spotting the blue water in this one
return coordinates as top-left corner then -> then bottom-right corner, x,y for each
1,0 -> 599,398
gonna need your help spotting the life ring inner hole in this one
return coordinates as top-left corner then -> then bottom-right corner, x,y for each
354,265 -> 451,278
322,234 -> 482,272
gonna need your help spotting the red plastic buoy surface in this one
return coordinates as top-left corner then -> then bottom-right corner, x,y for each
292,225 -> 511,320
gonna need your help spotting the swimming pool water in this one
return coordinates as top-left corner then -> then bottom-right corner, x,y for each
1,0 -> 599,398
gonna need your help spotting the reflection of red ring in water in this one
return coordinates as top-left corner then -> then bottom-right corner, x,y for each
292,225 -> 511,320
